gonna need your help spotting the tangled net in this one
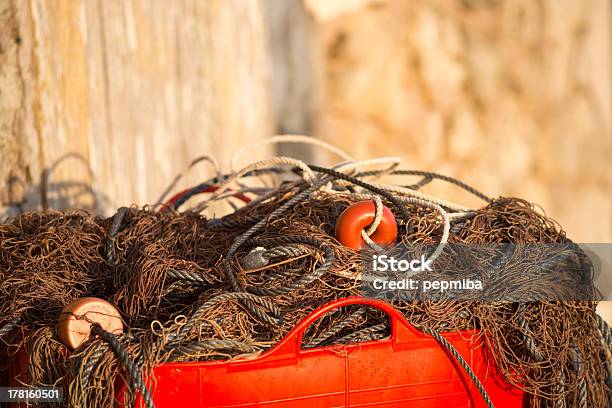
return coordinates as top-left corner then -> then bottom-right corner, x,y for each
0,140 -> 610,408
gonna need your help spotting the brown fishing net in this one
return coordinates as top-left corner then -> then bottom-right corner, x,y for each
0,164 -> 610,408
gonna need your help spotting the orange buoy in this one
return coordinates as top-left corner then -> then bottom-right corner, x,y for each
57,297 -> 123,350
335,200 -> 398,250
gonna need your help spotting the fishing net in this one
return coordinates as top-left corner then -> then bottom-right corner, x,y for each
0,143 -> 610,407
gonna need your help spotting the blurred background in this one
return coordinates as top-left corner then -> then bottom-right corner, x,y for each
1,0 -> 610,242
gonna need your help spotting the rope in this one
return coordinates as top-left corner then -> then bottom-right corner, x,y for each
306,166 -> 413,223
307,166 -> 451,269
553,370 -> 566,408
365,180 -> 470,211
577,377 -> 588,408
170,339 -> 255,359
332,157 -> 401,176
323,158 -> 401,195
174,292 -> 282,342
396,196 -> 450,264
79,342 -> 110,388
421,326 -> 495,408
595,313 -> 612,407
154,155 -> 221,206
170,168 -> 293,212
355,170 -> 493,202
303,166 -> 452,267
406,174 -> 433,189
335,323 -> 388,344
166,269 -> 212,287
105,207 -> 129,267
223,178 -> 332,324
0,317 -> 21,338
223,157 -> 317,194
345,191 -> 450,263
163,183 -> 256,212
359,195 -> 384,250
228,181 -> 301,214
208,213 -> 260,229
314,163 -> 470,211
517,303 -> 544,362
307,308 -> 366,348
230,134 -> 354,172
263,245 -> 305,260
263,267 -> 301,280
193,157 -> 317,213
568,344 -> 588,408
597,313 -> 612,348
90,325 -> 155,408
393,170 -> 491,202
222,171 -> 413,321
244,236 -> 334,296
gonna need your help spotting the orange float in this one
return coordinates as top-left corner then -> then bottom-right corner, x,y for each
335,200 -> 398,250
57,297 -> 124,350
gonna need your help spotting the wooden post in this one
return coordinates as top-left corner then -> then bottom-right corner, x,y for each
0,0 -> 274,217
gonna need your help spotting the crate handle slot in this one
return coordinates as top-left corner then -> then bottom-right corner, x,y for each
267,296 -> 424,359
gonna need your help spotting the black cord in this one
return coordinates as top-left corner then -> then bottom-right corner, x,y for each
390,170 -> 491,202
244,235 -> 334,296
91,325 -> 155,408
307,165 -> 414,222
106,207 -> 129,267
354,169 -> 491,202
171,167 -> 299,211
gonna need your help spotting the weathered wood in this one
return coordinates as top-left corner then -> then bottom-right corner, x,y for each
265,0 -> 319,161
266,0 -> 318,135
0,0 -> 30,214
1,0 -> 273,217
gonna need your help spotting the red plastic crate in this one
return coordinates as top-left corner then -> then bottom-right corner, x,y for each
122,297 -> 525,407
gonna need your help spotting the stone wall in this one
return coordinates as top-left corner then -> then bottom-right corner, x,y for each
307,0 -> 611,242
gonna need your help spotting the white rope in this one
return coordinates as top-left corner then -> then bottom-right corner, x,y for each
172,135 -> 472,214
194,157 -> 315,212
341,192 -> 449,262
231,137 -> 469,211
366,181 -> 469,212
333,157 -> 402,175
359,195 -> 385,251
347,195 -> 450,280
448,211 -> 474,219
230,134 -> 354,172
313,157 -> 401,194
325,157 -> 469,211
397,196 -> 450,265
364,196 -> 383,237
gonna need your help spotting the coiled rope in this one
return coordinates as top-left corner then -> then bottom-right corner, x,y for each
244,236 -> 334,297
